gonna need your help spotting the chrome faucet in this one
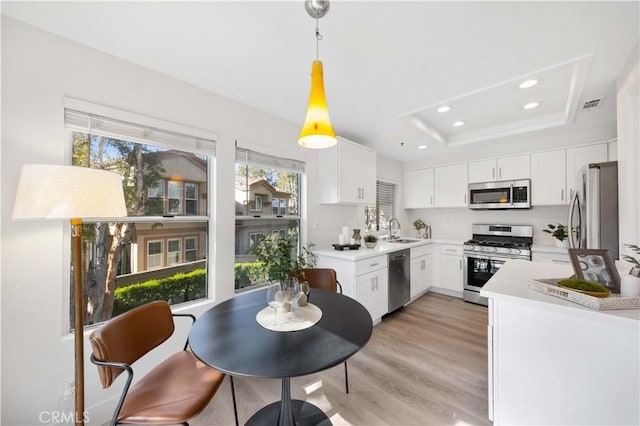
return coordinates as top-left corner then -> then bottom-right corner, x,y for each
389,217 -> 401,239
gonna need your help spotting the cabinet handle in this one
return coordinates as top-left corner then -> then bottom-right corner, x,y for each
369,262 -> 379,267
492,168 -> 495,179
551,259 -> 570,264
464,193 -> 467,204
459,259 -> 462,269
446,248 -> 457,253
561,189 -> 564,201
360,188 -> 364,199
371,278 -> 375,291
429,195 -> 433,206
499,167 -> 502,179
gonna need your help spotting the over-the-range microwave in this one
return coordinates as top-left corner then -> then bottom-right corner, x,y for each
468,179 -> 531,210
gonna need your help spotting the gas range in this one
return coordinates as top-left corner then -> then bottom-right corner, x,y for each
463,224 -> 533,306
463,224 -> 533,260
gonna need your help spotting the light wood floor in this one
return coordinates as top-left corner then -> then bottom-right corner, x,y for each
195,292 -> 491,426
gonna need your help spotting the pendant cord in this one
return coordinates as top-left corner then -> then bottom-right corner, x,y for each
315,18 -> 323,61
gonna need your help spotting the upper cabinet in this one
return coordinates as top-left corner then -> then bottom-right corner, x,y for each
318,137 -> 376,204
404,168 -> 434,209
565,143 -> 608,201
468,154 -> 530,183
531,149 -> 567,206
531,142 -> 609,206
434,163 -> 468,207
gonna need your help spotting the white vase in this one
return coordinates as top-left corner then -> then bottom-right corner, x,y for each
555,239 -> 569,248
620,275 -> 640,297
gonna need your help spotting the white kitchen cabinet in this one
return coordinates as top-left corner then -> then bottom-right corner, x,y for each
434,163 -> 468,207
530,149 -> 567,206
565,143 -> 608,201
433,244 -> 463,294
318,136 -> 376,204
404,168 -> 434,208
355,265 -> 388,322
316,253 -> 388,322
532,248 -> 571,265
410,245 -> 432,298
468,155 -> 530,183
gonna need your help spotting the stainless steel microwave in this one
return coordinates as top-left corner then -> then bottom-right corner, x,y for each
468,179 -> 531,209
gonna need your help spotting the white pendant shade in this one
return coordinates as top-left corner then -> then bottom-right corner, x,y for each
12,164 -> 127,220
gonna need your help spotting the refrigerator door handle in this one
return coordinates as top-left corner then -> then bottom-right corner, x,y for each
568,190 -> 582,249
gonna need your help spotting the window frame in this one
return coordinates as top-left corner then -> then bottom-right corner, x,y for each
147,239 -> 165,270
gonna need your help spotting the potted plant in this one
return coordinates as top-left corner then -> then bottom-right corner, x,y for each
413,218 -> 427,238
543,223 -> 569,248
622,244 -> 640,277
250,232 -> 317,284
363,234 -> 378,249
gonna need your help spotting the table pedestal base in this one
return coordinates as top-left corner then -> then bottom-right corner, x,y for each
246,399 -> 330,426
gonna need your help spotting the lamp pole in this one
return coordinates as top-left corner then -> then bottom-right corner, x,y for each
71,218 -> 85,425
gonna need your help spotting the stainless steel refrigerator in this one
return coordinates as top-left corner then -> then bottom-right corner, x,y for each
568,161 -> 619,259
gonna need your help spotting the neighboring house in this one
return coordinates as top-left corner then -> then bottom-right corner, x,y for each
234,177 -> 294,260
90,150 -> 210,287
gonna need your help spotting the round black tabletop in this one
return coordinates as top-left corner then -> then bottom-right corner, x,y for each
189,288 -> 373,379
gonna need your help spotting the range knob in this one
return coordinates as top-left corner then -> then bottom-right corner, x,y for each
511,248 -> 521,255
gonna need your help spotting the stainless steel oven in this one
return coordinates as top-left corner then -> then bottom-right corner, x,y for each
463,224 -> 533,305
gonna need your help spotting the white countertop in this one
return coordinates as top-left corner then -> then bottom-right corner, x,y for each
481,259 -> 640,324
315,238 -> 433,260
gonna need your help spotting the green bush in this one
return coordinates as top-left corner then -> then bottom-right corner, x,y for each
113,269 -> 206,316
235,261 -> 268,290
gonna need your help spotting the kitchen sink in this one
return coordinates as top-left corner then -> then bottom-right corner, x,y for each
387,238 -> 420,244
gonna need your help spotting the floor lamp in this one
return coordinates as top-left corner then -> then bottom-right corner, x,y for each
12,164 -> 127,426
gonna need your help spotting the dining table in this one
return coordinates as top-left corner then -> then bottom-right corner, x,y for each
188,287 -> 373,426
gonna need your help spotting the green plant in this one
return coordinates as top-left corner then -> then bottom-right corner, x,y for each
364,234 -> 377,243
623,244 -> 640,268
543,223 -> 568,241
250,232 -> 316,283
413,218 -> 426,231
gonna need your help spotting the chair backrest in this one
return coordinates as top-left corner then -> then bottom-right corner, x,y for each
297,268 -> 340,293
89,301 -> 175,388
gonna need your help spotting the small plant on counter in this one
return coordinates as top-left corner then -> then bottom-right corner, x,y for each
543,223 -> 568,242
413,218 -> 426,232
363,234 -> 378,243
623,244 -> 640,277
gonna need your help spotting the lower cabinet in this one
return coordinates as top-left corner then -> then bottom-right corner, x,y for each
355,264 -> 388,321
316,253 -> 389,322
410,245 -> 433,298
434,243 -> 464,295
531,248 -> 571,265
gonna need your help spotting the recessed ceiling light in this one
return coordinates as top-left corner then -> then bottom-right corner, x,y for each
523,102 -> 540,110
437,106 -> 451,113
452,121 -> 465,127
417,145 -> 428,150
519,79 -> 538,89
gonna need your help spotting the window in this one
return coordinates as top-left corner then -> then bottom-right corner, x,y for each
147,240 -> 164,269
185,237 -> 197,262
365,181 -> 398,231
234,147 -> 304,291
167,238 -> 182,266
250,194 -> 263,212
66,106 -> 215,328
185,183 -> 198,215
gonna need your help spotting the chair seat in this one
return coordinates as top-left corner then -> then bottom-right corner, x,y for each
118,350 -> 225,424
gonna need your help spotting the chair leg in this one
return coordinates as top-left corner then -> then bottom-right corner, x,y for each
230,376 -> 239,426
344,361 -> 349,394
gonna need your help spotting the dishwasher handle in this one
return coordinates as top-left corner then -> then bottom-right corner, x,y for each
389,252 -> 407,261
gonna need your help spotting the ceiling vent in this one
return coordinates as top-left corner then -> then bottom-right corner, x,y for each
581,97 -> 605,111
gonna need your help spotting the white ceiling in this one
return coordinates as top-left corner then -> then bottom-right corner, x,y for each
2,1 -> 638,163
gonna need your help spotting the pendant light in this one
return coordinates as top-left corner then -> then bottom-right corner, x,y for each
298,0 -> 337,149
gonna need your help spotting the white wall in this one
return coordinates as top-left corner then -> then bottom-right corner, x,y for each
616,40 -> 640,254
0,17 -> 363,425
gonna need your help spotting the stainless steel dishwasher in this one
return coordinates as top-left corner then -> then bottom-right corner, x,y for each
388,249 -> 410,313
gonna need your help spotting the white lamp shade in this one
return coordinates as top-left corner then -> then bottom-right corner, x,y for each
12,164 -> 127,220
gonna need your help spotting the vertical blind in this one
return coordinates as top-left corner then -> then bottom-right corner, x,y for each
376,181 -> 397,211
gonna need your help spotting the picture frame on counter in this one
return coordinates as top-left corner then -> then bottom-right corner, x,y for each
568,248 -> 621,293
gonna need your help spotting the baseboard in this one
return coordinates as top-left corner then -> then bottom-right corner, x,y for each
428,287 -> 463,299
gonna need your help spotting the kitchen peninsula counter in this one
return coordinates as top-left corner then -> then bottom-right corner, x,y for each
482,260 -> 639,425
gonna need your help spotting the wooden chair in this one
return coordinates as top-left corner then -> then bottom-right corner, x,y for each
89,301 -> 238,426
296,268 -> 350,393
